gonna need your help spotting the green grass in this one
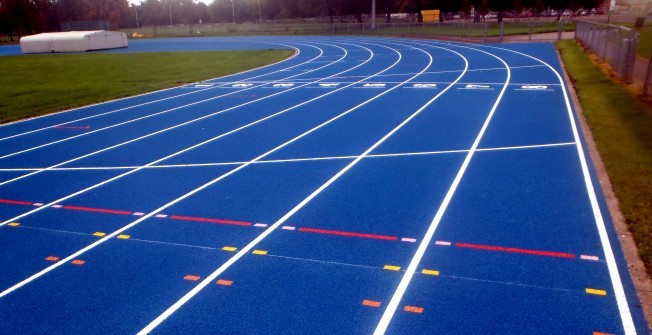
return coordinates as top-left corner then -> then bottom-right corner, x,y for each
556,40 -> 652,274
638,25 -> 652,58
0,50 -> 292,124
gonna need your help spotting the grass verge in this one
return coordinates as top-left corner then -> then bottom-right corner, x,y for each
638,24 -> 652,58
0,49 -> 292,124
556,40 -> 652,274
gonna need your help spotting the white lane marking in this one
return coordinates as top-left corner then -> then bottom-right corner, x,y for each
481,43 -> 638,335
137,42 -> 468,335
0,43 -> 353,186
0,43 -> 304,141
459,84 -> 493,90
408,83 -> 438,89
0,41 -> 401,297
0,142 -> 576,172
373,42 -> 510,335
521,85 -> 548,90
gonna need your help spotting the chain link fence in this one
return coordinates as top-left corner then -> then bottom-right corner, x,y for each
575,20 -> 639,83
122,21 -> 574,44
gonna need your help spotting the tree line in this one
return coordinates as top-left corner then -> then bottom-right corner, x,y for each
1,0 -> 606,39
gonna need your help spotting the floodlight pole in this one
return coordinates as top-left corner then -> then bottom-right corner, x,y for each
231,0 -> 236,25
371,0 -> 376,29
134,4 -> 140,28
168,3 -> 172,25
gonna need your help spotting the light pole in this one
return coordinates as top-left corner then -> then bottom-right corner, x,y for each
168,2 -> 172,25
134,3 -> 140,28
371,0 -> 376,30
231,0 -> 235,25
257,0 -> 262,24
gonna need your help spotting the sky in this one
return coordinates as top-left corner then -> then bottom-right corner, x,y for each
128,0 -> 214,4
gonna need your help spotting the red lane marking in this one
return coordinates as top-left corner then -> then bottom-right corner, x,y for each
298,227 -> 397,241
53,126 -> 90,130
404,305 -> 424,314
184,275 -> 201,281
217,279 -> 233,286
454,242 -> 576,259
362,300 -> 381,307
62,205 -> 132,215
0,199 -> 32,206
169,215 -> 251,227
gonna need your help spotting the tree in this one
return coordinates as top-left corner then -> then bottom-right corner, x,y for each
0,0 -> 39,39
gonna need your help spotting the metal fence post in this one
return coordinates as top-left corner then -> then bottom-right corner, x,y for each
643,55 -> 652,96
624,30 -> 638,83
558,20 -> 563,40
500,21 -> 504,42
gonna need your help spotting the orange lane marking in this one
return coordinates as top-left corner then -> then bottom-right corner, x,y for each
362,300 -> 381,307
184,275 -> 201,281
404,305 -> 424,314
71,259 -> 86,265
217,279 -> 233,286
593,332 -> 615,335
45,256 -> 60,262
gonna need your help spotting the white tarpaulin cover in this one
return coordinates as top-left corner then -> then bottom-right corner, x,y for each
20,31 -> 128,54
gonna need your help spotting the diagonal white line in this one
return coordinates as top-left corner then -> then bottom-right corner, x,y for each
0,142 -> 576,172
137,41 -> 469,335
373,41 -> 511,335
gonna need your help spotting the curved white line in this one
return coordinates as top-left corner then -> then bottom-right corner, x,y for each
0,42 -> 303,133
0,43 -> 354,186
0,43 -> 331,159
0,41 -> 403,299
475,42 -> 637,335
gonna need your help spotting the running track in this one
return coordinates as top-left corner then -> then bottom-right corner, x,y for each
0,36 -> 648,334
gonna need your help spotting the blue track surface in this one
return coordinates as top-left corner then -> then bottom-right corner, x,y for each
0,36 -> 648,335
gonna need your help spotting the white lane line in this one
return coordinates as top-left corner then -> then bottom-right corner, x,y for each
137,42 -> 469,335
480,43 -> 637,335
0,43 -> 356,186
0,43 -> 305,140
0,42 -> 374,222
373,42 -> 511,335
0,41 -> 405,297
0,142 -> 576,172
0,43 -> 333,159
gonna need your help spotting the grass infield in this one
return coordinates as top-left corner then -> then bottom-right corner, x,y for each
0,49 -> 292,124
557,40 -> 652,274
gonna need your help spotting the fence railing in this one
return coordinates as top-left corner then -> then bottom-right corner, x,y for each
122,21 -> 574,43
576,20 -> 652,96
575,20 -> 639,83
